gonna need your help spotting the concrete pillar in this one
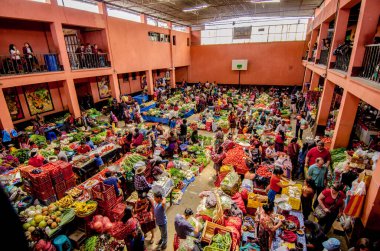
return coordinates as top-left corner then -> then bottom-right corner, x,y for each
170,68 -> 176,88
331,90 -> 360,149
308,29 -> 319,60
110,73 -> 121,102
361,160 -> 380,230
140,14 -> 147,23
97,2 -> 114,69
145,69 -> 154,95
347,0 -> 380,76
63,79 -> 81,118
0,88 -> 15,130
328,8 -> 350,67
316,80 -> 334,126
310,72 -> 320,90
50,22 -> 71,71
315,22 -> 329,63
302,68 -> 312,92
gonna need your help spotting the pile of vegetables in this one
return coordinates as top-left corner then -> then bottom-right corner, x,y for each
0,154 -> 20,174
87,108 -> 102,118
39,149 -> 55,158
84,236 -> 99,251
90,131 -> 107,145
68,132 -> 85,143
331,148 -> 347,165
30,134 -> 47,147
122,154 -> 146,172
199,135 -> 213,146
222,146 -> 248,174
256,165 -> 273,178
89,215 -> 114,234
206,233 -> 232,251
11,149 -> 30,164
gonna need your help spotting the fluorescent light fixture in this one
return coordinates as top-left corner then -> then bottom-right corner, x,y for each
183,4 -> 209,12
250,0 -> 281,3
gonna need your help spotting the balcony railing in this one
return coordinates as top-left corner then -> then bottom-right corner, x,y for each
0,53 -> 62,76
68,52 -> 110,70
334,48 -> 351,72
308,57 -> 315,62
360,44 -> 380,83
318,49 -> 329,65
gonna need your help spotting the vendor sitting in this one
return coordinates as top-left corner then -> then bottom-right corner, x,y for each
77,141 -> 91,154
28,148 -> 47,167
103,171 -> 121,197
150,157 -> 165,181
134,165 -> 152,194
265,142 -> 277,162
174,208 -> 199,247
85,136 -> 95,150
54,146 -> 68,162
132,128 -> 144,147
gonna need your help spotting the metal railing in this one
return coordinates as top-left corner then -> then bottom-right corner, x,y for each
334,48 -> 351,72
68,52 -> 110,70
0,53 -> 62,76
360,44 -> 380,83
318,49 -> 329,65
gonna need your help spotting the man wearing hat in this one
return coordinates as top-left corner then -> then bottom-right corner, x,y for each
323,238 -> 341,251
134,164 -> 151,193
28,148 -> 46,167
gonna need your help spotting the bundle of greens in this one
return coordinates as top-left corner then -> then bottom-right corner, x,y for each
207,233 -> 232,251
11,149 -> 30,163
30,134 -> 47,148
331,148 -> 347,165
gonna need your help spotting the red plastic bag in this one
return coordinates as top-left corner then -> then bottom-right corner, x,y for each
281,230 -> 297,243
231,192 -> 246,214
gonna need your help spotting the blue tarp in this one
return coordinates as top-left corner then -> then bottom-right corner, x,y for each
133,94 -> 148,105
142,109 -> 195,125
140,102 -> 156,112
183,109 -> 195,118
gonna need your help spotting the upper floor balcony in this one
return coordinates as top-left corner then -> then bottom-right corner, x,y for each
359,44 -> 380,84
318,49 -> 330,66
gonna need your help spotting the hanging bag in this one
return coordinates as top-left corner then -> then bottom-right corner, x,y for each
313,191 -> 341,221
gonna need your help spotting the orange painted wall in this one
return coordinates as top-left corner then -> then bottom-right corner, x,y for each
11,82 -> 67,124
188,41 -> 305,85
172,30 -> 191,67
80,30 -> 108,52
0,20 -> 56,55
176,67 -> 189,82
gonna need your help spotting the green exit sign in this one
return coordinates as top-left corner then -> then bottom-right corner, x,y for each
237,64 -> 242,69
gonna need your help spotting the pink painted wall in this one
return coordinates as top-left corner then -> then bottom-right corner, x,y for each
189,41 -> 305,85
0,19 -> 56,55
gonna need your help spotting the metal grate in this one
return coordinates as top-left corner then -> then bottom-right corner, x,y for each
360,44 -> 380,83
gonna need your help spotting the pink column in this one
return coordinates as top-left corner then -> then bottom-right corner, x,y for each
0,88 -> 14,130
302,68 -> 312,92
347,0 -> 380,75
310,72 -> 320,90
110,73 -> 121,102
50,22 -> 71,72
63,79 -> 81,118
315,22 -> 329,63
170,69 -> 176,88
331,90 -> 359,148
145,69 -> 154,95
361,160 -> 380,230
328,8 -> 350,67
316,80 -> 334,126
140,14 -> 147,23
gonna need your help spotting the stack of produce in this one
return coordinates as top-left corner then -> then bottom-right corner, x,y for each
0,154 -> 20,174
121,154 -> 146,172
222,145 -> 249,174
30,134 -> 47,147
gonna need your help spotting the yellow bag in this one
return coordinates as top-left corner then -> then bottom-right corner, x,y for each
220,165 -> 233,173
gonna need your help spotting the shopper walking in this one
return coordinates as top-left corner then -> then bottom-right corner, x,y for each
296,142 -> 309,180
301,178 -> 316,220
307,157 -> 327,209
305,141 -> 331,168
287,137 -> 300,179
179,119 -> 187,144
154,191 -> 167,250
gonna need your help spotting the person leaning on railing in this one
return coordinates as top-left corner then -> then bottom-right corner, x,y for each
22,42 -> 39,72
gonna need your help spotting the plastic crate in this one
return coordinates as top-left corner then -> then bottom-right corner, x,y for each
35,189 -> 55,200
34,180 -> 54,193
98,196 -> 123,212
56,161 -> 74,179
109,203 -> 127,222
54,181 -> 67,194
65,175 -> 77,189
247,193 -> 267,209
20,165 -> 35,180
30,170 -> 51,185
91,183 -> 116,202
288,197 -> 301,210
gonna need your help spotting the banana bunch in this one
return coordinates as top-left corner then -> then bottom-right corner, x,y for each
55,195 -> 74,208
72,201 -> 97,215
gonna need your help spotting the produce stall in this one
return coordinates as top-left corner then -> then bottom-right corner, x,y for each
133,94 -> 149,105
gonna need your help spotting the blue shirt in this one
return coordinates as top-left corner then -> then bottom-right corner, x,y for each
104,177 -> 119,196
154,203 -> 167,226
308,164 -> 327,188
87,140 -> 95,149
94,156 -> 104,168
174,214 -> 194,239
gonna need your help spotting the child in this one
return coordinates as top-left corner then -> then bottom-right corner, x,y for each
154,191 -> 167,250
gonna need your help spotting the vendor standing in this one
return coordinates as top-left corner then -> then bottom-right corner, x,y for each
267,167 -> 291,203
134,165 -> 152,194
257,203 -> 283,251
214,127 -> 224,151
174,208 -> 199,250
103,171 -> 121,197
28,148 -> 46,167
